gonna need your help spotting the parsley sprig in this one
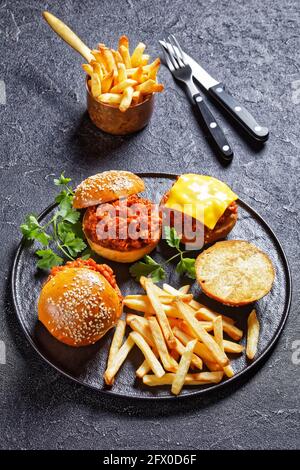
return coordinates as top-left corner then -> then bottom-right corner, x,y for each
130,227 -> 196,283
20,173 -> 90,270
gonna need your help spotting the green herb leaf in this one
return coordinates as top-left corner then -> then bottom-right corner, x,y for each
54,173 -> 72,186
176,257 -> 196,279
20,215 -> 52,246
80,248 -> 93,260
55,189 -> 69,204
143,255 -> 159,266
34,231 -> 52,246
64,209 -> 80,224
57,196 -> 73,218
130,256 -> 166,283
36,249 -> 63,270
20,215 -> 41,239
165,226 -> 181,250
150,266 -> 166,283
20,173 -> 86,270
64,238 -> 87,257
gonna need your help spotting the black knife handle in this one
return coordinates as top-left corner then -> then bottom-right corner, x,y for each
193,93 -> 233,161
209,83 -> 269,142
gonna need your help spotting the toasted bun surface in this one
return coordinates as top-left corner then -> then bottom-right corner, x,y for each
195,240 -> 275,306
85,233 -> 160,263
38,267 -> 122,346
73,171 -> 145,209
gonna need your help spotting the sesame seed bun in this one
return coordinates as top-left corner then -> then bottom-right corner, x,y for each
195,240 -> 275,307
84,232 -> 160,263
38,267 -> 122,347
73,171 -> 145,209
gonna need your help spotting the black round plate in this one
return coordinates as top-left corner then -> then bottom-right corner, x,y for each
11,173 -> 292,399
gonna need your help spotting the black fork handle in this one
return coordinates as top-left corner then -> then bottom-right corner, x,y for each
193,93 -> 233,161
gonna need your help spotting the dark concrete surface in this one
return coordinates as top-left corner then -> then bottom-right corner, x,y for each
0,0 -> 299,450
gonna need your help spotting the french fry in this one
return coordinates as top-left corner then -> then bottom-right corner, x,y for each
131,66 -> 144,83
91,49 -> 107,74
126,313 -> 148,324
129,331 -> 165,378
112,49 -> 124,66
110,79 -> 137,94
196,308 -> 242,340
97,47 -> 116,74
141,54 -> 150,65
173,327 -> 223,372
125,293 -> 192,304
126,316 -> 156,349
213,316 -> 223,347
125,300 -> 179,319
107,319 -> 126,370
213,316 -> 234,378
119,86 -> 134,112
223,340 -> 244,354
163,283 -> 235,326
176,300 -> 229,368
132,90 -> 141,104
91,73 -> 101,97
246,309 -> 259,359
143,278 -> 176,349
195,305 -> 235,326
119,45 -> 131,68
143,58 -> 160,73
173,338 -> 203,370
136,359 -> 151,378
82,63 -> 94,76
123,296 -> 151,312
170,349 -> 180,361
169,317 -> 213,334
131,42 -> 146,67
148,317 -> 177,372
143,371 -> 224,386
148,61 -> 160,80
204,361 -> 224,372
136,347 -> 160,378
90,60 -> 103,79
118,35 -> 129,51
126,67 -> 139,77
171,339 -> 197,395
99,93 -> 122,105
104,337 -> 135,385
117,62 -> 127,83
178,285 -> 190,294
101,70 -> 114,93
173,327 -> 213,362
136,79 -> 164,93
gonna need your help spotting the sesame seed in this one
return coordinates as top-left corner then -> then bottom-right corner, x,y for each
47,271 -> 115,345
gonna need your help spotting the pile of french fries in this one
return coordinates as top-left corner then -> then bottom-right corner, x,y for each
82,36 -> 164,112
104,277 -> 260,395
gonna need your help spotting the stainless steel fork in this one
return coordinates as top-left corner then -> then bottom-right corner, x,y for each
161,35 -> 233,161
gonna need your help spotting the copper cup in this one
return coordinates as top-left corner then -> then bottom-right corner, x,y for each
86,81 -> 155,135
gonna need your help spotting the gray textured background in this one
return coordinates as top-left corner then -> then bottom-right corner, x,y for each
0,0 -> 299,450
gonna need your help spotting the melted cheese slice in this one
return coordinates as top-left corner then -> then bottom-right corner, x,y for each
165,174 -> 238,230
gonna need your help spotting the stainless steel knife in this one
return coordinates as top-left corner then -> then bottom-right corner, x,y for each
159,40 -> 269,142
